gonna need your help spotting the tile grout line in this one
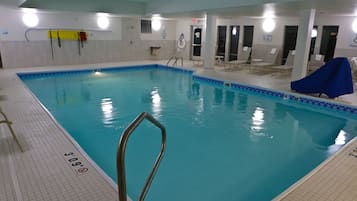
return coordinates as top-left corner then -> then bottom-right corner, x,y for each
2,126 -> 24,201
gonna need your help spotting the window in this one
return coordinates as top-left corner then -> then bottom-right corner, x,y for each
141,19 -> 152,33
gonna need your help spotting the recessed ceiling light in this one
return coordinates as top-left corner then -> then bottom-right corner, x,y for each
311,29 -> 318,38
352,19 -> 357,33
97,16 -> 109,29
22,13 -> 39,27
152,14 -> 162,31
262,19 -> 275,33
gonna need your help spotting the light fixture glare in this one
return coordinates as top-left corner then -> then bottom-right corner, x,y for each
262,19 -> 275,33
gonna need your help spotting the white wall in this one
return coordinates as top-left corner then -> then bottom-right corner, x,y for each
218,16 -> 299,46
314,15 -> 357,57
176,14 -> 356,63
0,6 -> 122,41
141,19 -> 176,40
0,5 -> 177,68
1,4 -> 356,68
175,18 -> 206,59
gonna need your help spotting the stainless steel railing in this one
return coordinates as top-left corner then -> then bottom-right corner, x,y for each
116,112 -> 166,201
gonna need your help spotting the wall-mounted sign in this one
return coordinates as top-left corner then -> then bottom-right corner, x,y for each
263,34 -> 272,41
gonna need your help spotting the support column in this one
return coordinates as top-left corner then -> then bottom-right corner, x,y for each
225,26 -> 230,63
291,9 -> 316,81
204,14 -> 217,69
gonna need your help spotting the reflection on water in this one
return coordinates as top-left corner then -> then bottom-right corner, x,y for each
335,130 -> 347,145
190,83 -> 200,99
327,130 -> 348,156
251,107 -> 265,131
249,107 -> 271,141
101,98 -> 114,127
196,97 -> 204,114
214,88 -> 223,105
237,93 -> 248,112
54,78 -> 91,105
191,83 -> 200,97
225,91 -> 235,108
276,102 -> 347,147
151,88 -> 162,119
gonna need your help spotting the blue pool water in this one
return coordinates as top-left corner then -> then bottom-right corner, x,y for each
20,65 -> 357,201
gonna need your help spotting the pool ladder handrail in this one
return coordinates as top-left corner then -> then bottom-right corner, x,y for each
117,112 -> 166,201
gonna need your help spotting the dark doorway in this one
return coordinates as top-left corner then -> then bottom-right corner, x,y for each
282,26 -> 298,64
229,25 -> 240,61
216,26 -> 227,60
309,25 -> 318,60
319,26 -> 339,62
243,26 -> 254,47
191,26 -> 202,58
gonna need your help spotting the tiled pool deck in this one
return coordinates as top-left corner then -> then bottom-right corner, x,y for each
0,60 -> 357,201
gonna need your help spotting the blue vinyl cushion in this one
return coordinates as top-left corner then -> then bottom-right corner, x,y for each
291,57 -> 354,98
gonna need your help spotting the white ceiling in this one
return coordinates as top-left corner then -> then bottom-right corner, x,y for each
4,0 -> 357,19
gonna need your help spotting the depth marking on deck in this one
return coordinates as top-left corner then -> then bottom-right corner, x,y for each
63,151 -> 89,175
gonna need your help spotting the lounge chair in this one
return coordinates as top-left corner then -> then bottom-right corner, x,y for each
270,50 -> 295,72
250,47 -> 280,67
223,47 -> 251,70
0,108 -> 23,152
228,46 -> 251,65
308,54 -> 325,71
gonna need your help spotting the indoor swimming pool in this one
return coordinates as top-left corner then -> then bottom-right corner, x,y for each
19,64 -> 357,201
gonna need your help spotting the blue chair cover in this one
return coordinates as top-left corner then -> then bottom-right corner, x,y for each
291,57 -> 354,98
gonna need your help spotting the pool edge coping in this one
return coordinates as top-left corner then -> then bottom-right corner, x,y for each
16,63 -> 357,200
272,136 -> 357,200
14,70 -> 134,201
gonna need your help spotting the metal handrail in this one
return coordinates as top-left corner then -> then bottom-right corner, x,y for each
116,112 -> 166,201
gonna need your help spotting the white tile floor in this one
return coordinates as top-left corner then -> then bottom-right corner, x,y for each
0,60 -> 357,201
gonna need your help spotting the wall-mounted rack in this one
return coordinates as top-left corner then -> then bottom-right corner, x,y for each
24,27 -> 112,42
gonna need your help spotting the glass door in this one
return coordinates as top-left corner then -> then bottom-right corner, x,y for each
191,26 -> 202,59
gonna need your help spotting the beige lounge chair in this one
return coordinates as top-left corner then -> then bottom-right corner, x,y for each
270,50 -> 295,72
250,47 -> 280,68
251,47 -> 279,66
308,54 -> 325,71
223,47 -> 251,70
227,47 -> 251,65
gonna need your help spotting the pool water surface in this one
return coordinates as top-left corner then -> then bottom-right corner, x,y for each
19,65 -> 357,201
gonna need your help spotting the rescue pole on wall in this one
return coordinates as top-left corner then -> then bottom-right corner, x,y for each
49,30 -> 54,60
77,32 -> 81,56
57,31 -> 61,48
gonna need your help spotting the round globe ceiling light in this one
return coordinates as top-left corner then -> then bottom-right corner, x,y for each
22,12 -> 39,27
152,17 -> 162,31
232,26 -> 237,35
352,19 -> 357,33
311,29 -> 318,38
97,15 -> 109,29
262,19 -> 276,33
